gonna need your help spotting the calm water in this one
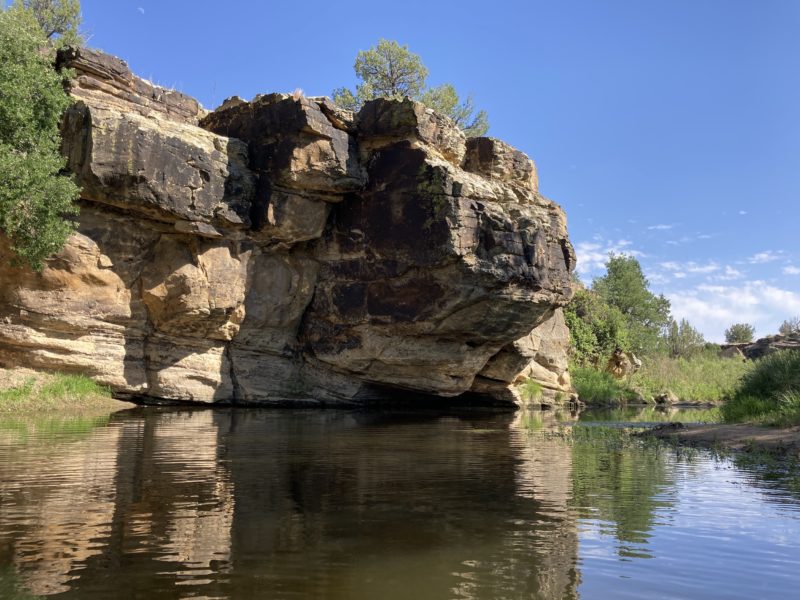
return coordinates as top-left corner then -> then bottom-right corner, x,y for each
1,407 -> 799,599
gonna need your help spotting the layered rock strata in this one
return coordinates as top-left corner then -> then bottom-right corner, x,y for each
0,48 -> 575,406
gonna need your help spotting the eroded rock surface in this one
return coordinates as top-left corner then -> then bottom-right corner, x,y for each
0,48 -> 575,407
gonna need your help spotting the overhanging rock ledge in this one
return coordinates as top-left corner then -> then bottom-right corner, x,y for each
0,48 -> 576,407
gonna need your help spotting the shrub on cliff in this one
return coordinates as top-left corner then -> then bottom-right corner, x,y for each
0,4 -> 80,270
778,317 -> 800,336
724,322 -> 755,344
333,39 -> 489,137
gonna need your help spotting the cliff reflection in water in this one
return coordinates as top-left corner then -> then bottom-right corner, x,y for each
0,409 -> 583,599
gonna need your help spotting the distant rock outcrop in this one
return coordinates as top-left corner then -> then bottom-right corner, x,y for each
0,48 -> 575,407
726,333 -> 800,360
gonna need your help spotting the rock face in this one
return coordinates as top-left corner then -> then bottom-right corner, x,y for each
722,333 -> 800,361
0,48 -> 575,407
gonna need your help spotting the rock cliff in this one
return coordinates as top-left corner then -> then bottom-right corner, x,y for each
0,48 -> 575,407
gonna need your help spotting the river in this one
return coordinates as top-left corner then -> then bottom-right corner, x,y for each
0,407 -> 798,599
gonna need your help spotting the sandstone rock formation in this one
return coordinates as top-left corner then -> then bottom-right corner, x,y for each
720,333 -> 800,361
605,349 -> 642,379
0,48 -> 575,407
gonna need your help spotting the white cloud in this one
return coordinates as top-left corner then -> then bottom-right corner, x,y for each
748,250 -> 783,264
658,261 -> 719,275
673,272 -> 687,279
713,265 -> 745,281
783,265 -> 800,276
137,6 -> 145,14
668,281 -> 800,342
574,238 -> 643,277
739,210 -> 748,215
647,224 -> 673,231
697,234 -> 713,240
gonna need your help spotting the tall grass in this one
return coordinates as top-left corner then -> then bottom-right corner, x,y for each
520,379 -> 543,403
630,352 -> 752,402
572,366 -> 638,405
0,371 -> 116,415
722,351 -> 800,426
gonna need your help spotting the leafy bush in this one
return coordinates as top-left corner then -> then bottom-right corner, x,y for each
722,351 -> 800,426
564,288 -> 631,366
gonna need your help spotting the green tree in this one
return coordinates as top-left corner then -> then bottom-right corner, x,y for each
0,5 -> 80,270
564,288 -> 631,366
419,83 -> 489,137
725,323 -> 755,344
778,317 -> 800,336
333,39 -> 427,109
12,0 -> 82,47
333,39 -> 489,136
592,255 -> 671,355
664,318 -> 706,358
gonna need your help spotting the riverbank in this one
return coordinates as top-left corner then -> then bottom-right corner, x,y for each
0,367 -> 133,415
647,422 -> 800,454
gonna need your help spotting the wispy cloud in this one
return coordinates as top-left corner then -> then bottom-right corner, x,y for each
713,265 -> 744,281
659,261 -> 719,274
784,265 -> 800,276
647,224 -> 673,231
137,6 -> 145,14
748,250 -> 784,264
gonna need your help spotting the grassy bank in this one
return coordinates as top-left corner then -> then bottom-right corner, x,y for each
630,353 -> 752,403
0,368 -> 126,415
572,353 -> 751,406
721,351 -> 800,426
571,366 -> 638,404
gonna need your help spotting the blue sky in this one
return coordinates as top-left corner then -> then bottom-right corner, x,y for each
61,1 -> 800,341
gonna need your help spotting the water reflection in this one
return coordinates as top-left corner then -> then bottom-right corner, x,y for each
0,409 -> 799,599
1,409 -> 582,599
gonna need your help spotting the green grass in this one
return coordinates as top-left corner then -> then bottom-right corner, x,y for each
519,379 -> 543,403
630,352 -> 752,403
580,406 -> 721,424
0,371 -> 118,415
722,351 -> 800,426
571,366 -> 638,405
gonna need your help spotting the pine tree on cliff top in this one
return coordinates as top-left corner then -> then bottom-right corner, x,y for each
333,39 -> 489,137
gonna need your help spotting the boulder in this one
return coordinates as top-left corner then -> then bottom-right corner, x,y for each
655,390 -> 678,406
606,349 -> 641,379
